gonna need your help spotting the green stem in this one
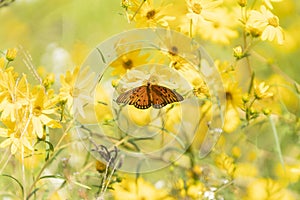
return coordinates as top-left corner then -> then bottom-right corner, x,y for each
268,116 -> 285,169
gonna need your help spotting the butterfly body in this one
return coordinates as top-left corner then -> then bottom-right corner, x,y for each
116,82 -> 184,109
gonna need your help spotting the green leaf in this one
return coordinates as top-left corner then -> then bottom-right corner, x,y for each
39,175 -> 65,180
1,174 -> 24,196
96,48 -> 106,64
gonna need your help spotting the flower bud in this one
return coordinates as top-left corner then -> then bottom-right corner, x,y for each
233,46 -> 244,60
6,48 -> 18,61
237,0 -> 247,7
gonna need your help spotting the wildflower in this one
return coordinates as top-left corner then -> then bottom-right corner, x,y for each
42,73 -> 55,89
0,121 -> 34,155
231,146 -> 241,158
215,152 -> 236,177
186,0 -> 223,23
30,87 -> 61,138
110,50 -> 150,76
223,82 -> 242,132
0,57 -> 4,69
244,178 -> 295,200
157,31 -> 199,71
223,103 -> 241,133
246,6 -> 284,44
247,150 -> 257,161
233,45 -> 245,60
131,0 -> 175,27
112,177 -> 175,200
59,66 -> 95,118
0,73 -> 28,122
164,104 -> 183,134
198,8 -> 239,45
121,0 -> 130,9
192,77 -> 210,98
126,106 -> 151,126
187,181 -> 207,199
275,163 -> 300,184
262,108 -> 271,115
234,162 -> 258,179
6,48 -> 18,61
254,81 -> 273,99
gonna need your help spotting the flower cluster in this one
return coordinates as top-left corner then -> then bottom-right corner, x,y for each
0,0 -> 299,199
0,50 -> 61,155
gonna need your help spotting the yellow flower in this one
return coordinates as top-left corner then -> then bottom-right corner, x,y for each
156,31 -> 199,71
127,106 -> 151,126
246,6 -> 284,44
59,66 -> 95,118
246,150 -> 257,161
37,66 -> 55,89
0,121 -> 34,155
0,72 -> 28,122
131,0 -> 175,27
187,182 -> 207,199
31,87 -> 61,138
244,178 -> 295,200
192,77 -> 210,98
0,57 -> 4,69
234,162 -> 258,179
186,0 -> 223,23
223,103 -> 240,133
214,152 -> 236,177
112,177 -> 175,200
254,81 -> 273,99
223,82 -> 242,132
233,45 -> 244,59
275,163 -> 300,184
198,8 -> 239,45
164,104 -> 183,134
6,48 -> 18,61
109,50 -> 150,76
231,146 -> 242,158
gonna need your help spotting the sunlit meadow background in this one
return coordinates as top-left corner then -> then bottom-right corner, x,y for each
0,0 -> 300,199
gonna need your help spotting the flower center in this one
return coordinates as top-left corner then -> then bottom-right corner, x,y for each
268,16 -> 279,27
146,9 -> 156,19
33,106 -> 42,116
168,46 -> 179,56
121,56 -> 133,69
226,92 -> 233,101
213,21 -> 221,28
192,3 -> 202,14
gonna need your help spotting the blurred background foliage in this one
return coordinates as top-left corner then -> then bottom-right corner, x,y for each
0,0 -> 300,199
0,0 -> 299,82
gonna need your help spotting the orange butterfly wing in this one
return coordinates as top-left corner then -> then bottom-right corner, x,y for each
116,86 -> 152,109
150,85 -> 184,109
116,84 -> 184,109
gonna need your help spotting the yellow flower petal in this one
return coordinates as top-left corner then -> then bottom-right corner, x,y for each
32,116 -> 44,138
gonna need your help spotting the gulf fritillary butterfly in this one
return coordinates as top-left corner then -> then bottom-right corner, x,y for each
116,82 -> 184,109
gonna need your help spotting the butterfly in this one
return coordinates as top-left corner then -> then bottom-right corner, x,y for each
116,82 -> 184,109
